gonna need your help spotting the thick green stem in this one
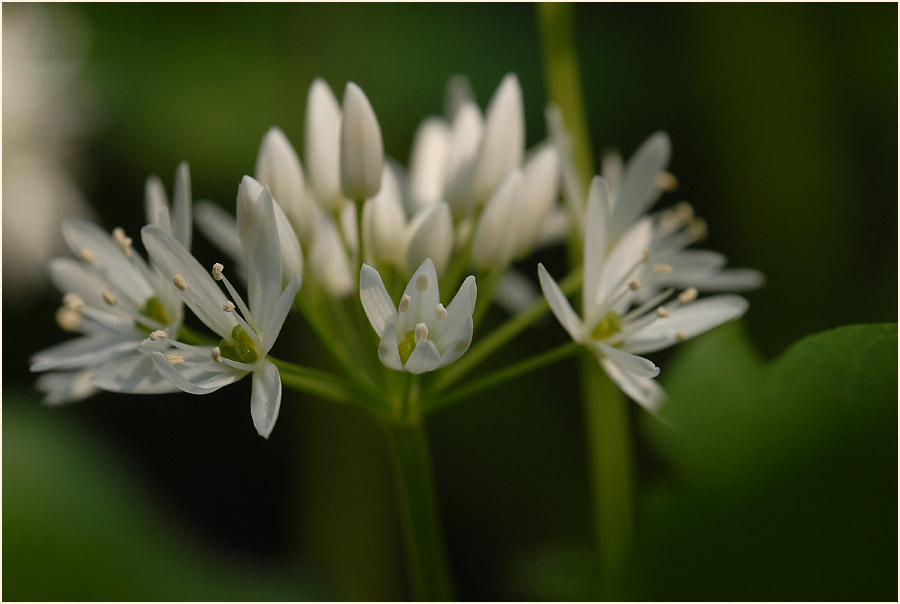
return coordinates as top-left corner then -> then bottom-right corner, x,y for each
539,2 -> 636,586
538,2 -> 594,191
580,353 -> 633,583
381,419 -> 454,601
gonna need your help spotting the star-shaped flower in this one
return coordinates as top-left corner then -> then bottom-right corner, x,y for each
538,176 -> 749,412
141,185 -> 301,438
360,258 -> 476,374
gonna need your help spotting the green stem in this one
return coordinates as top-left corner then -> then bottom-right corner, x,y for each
430,268 -> 582,394
270,356 -> 389,413
538,2 -> 594,190
427,341 -> 580,414
579,354 -> 633,582
381,418 -> 454,601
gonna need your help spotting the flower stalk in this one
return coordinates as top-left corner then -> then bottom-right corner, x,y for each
380,417 -> 454,602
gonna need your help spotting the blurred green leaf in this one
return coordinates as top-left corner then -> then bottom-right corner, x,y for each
628,323 -> 898,600
3,394 -> 331,601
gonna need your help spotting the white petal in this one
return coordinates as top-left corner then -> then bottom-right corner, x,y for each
62,218 -> 154,306
363,163 -> 406,265
237,184 -> 283,331
254,126 -> 306,220
444,74 -> 474,120
545,104 -> 584,227
437,314 -> 473,368
432,275 -> 476,351
537,263 -> 582,342
591,342 -> 660,378
149,351 -> 243,395
689,268 -> 766,292
582,176 -> 611,313
193,201 -> 248,280
401,258 -> 441,329
597,217 -> 652,305
340,82 -> 384,201
261,274 -> 302,355
651,249 -> 726,283
47,257 -> 130,319
304,78 -> 347,211
622,295 -> 749,355
405,339 -> 442,374
309,214 -> 354,298
404,202 -> 453,277
141,225 -> 239,338
493,268 -> 539,315
470,170 -> 523,271
470,73 -> 524,205
516,144 -> 561,257
251,359 -> 282,439
36,369 -> 98,405
444,101 -> 484,219
173,161 -> 192,250
377,318 -> 404,370
359,263 -> 396,336
144,175 -> 168,230
408,117 -> 450,212
90,353 -> 179,394
609,131 -> 671,238
599,357 -> 666,414
30,333 -> 139,372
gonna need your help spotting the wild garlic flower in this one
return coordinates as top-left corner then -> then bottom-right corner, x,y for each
141,186 -> 301,438
360,258 -> 476,374
30,163 -> 193,402
538,177 -> 749,412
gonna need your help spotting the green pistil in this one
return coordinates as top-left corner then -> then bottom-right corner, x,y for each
218,325 -> 259,364
398,330 -> 417,365
137,297 -> 172,332
590,311 -> 622,341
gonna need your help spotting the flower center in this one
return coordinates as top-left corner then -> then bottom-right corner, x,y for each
137,297 -> 172,332
218,325 -> 259,364
398,330 -> 417,365
590,311 -> 622,341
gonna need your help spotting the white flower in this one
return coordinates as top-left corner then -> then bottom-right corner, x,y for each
30,163 -> 193,402
340,82 -> 384,201
601,132 -> 764,297
538,176 -> 749,412
360,258 -> 476,374
141,186 -> 301,438
304,78 -> 348,212
361,163 -> 406,267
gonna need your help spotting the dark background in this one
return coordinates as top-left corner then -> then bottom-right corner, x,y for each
3,3 -> 897,600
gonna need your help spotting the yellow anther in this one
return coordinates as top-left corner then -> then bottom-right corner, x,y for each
212,263 -> 224,281
435,303 -> 447,319
628,280 -> 641,291
166,353 -> 185,365
211,346 -> 222,362
172,274 -> 188,291
675,330 -> 689,342
656,171 -> 679,192
149,330 -> 167,341
223,301 -> 236,312
678,287 -> 698,304
656,306 -> 670,318
398,294 -> 412,313
79,248 -> 96,263
63,293 -> 85,311
112,227 -> 134,257
653,263 -> 673,274
102,290 -> 117,305
414,322 -> 429,343
56,307 -> 83,332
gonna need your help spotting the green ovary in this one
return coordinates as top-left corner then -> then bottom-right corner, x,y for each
218,325 -> 259,364
398,330 -> 417,365
591,311 -> 622,341
137,297 -> 173,332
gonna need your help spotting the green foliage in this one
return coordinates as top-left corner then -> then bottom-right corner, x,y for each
630,323 -> 898,600
2,394 -> 331,601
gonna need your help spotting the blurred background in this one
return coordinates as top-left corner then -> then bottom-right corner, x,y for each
3,3 -> 896,600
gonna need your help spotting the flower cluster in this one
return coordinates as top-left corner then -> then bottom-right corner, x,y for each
31,74 -> 760,436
